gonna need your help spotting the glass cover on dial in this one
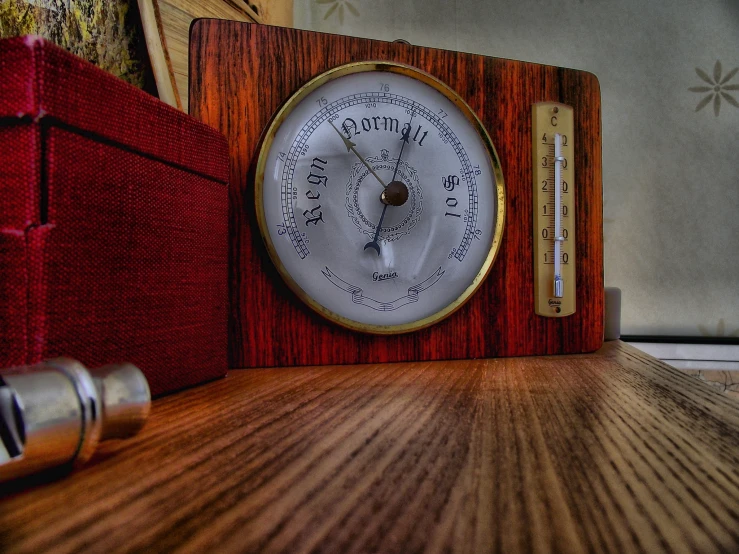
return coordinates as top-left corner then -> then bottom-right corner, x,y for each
256,62 -> 505,333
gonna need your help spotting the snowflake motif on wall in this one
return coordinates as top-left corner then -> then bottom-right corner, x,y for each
689,61 -> 739,117
693,370 -> 739,397
316,0 -> 359,25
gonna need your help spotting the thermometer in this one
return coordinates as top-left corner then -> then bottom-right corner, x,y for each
533,103 -> 576,317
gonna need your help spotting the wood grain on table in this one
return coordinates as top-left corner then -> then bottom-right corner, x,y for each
1,342 -> 738,553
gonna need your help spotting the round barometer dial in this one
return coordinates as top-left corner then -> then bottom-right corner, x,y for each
255,62 -> 505,334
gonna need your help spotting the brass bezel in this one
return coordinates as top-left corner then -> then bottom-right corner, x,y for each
254,61 -> 506,334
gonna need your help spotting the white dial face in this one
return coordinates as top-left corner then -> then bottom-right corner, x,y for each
257,63 -> 504,333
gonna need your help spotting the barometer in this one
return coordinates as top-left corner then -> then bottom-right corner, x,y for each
255,63 -> 505,333
189,21 -> 605,368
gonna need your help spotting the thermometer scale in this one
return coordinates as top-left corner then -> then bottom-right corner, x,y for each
533,103 -> 576,317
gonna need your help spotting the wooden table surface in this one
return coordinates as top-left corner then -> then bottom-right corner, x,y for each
1,341 -> 738,553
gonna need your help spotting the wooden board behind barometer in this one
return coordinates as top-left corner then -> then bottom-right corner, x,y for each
189,21 -> 604,369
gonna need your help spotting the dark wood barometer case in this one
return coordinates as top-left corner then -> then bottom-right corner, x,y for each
189,20 -> 604,368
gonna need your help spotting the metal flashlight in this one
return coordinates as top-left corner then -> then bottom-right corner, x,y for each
0,358 -> 150,482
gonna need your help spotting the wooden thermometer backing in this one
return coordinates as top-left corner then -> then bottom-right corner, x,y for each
533,103 -> 576,317
189,21 -> 604,369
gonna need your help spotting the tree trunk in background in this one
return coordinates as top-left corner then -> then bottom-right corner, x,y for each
0,0 -> 148,88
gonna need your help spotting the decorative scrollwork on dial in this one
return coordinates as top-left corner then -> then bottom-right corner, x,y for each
344,155 -> 423,242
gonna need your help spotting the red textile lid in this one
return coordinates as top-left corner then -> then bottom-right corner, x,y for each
0,36 -> 228,184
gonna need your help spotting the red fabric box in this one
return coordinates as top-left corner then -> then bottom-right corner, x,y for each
0,36 -> 228,396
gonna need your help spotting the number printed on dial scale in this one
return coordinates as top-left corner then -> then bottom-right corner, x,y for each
256,63 -> 505,333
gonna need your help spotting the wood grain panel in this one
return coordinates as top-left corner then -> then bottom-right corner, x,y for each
188,22 -> 605,368
1,343 -> 737,553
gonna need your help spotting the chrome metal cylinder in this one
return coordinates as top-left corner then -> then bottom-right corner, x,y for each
0,358 -> 150,482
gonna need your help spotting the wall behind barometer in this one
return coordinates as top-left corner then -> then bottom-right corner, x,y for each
295,0 -> 739,339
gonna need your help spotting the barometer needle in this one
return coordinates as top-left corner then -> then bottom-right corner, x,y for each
364,113 -> 414,255
391,112 -> 413,182
328,120 -> 387,189
364,204 -> 388,255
